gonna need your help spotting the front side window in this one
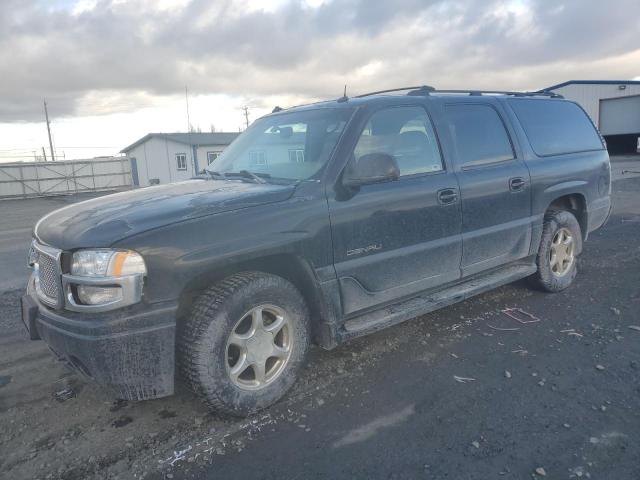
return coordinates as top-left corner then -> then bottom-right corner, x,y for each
353,106 -> 443,176
176,153 -> 187,170
445,104 -> 514,168
207,107 -> 353,181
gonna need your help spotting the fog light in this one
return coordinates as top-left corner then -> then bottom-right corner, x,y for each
76,285 -> 123,305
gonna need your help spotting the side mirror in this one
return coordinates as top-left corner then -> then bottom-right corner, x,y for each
342,153 -> 400,187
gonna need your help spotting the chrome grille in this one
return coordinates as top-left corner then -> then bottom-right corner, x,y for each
33,242 -> 62,306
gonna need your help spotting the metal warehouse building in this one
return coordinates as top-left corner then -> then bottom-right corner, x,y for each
541,80 -> 640,154
121,132 -> 239,186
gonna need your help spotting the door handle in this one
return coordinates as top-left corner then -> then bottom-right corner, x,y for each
437,188 -> 458,205
509,177 -> 526,192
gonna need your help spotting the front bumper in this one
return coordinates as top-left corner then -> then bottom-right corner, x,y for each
22,275 -> 178,400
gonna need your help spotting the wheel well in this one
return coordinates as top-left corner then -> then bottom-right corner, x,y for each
548,193 -> 587,239
176,254 -> 325,340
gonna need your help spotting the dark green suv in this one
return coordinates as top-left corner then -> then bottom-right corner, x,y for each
22,86 -> 611,415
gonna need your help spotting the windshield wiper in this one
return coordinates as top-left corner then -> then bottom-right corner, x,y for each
225,170 -> 269,184
206,170 -> 227,181
240,170 -> 268,184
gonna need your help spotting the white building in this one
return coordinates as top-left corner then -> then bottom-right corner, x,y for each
121,132 -> 239,186
541,80 -> 640,153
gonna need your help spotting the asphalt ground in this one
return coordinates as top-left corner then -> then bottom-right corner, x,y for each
176,175 -> 640,480
0,161 -> 639,480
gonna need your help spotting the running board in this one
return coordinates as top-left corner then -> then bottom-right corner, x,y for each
340,263 -> 536,341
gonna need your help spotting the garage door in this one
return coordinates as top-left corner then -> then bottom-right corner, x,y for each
599,95 -> 640,135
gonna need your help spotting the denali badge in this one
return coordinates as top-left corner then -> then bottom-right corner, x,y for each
346,244 -> 382,257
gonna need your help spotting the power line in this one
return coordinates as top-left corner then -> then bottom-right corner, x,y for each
46,146 -> 119,149
0,146 -> 119,151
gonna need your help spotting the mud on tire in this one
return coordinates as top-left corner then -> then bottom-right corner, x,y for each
177,272 -> 310,416
529,209 -> 582,293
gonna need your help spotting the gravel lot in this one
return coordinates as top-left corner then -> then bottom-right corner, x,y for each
1,160 -> 639,480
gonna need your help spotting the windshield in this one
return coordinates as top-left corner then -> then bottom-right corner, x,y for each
206,108 -> 353,181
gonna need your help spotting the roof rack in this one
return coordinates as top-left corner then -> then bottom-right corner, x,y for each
434,89 -> 564,99
355,85 -> 436,98
355,86 -> 563,99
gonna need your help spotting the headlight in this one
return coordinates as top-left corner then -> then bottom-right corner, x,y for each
71,250 -> 146,277
65,249 -> 146,310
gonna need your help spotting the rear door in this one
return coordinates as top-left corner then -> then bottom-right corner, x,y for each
327,104 -> 462,315
443,100 -> 532,277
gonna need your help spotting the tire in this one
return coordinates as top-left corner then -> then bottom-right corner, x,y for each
529,209 -> 582,292
178,272 -> 310,416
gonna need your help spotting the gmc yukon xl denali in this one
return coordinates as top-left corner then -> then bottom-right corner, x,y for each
21,86 -> 611,415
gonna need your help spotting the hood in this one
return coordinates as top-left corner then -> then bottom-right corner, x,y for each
35,179 -> 295,250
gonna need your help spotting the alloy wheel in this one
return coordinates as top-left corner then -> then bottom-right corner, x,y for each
225,304 -> 292,390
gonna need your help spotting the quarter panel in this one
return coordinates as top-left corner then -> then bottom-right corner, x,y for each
501,98 -> 611,246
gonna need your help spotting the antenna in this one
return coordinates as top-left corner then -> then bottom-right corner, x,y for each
337,84 -> 349,103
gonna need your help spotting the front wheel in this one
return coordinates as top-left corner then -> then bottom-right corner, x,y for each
529,209 -> 582,292
178,272 -> 310,416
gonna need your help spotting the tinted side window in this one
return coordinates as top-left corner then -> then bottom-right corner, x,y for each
353,106 -> 443,176
445,104 -> 515,168
509,99 -> 603,156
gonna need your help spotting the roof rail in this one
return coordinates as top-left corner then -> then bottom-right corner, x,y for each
355,85 -> 436,98
434,89 -> 564,99
355,86 -> 563,99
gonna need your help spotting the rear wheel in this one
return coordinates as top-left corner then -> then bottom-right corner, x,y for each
530,210 -> 582,292
178,272 -> 310,416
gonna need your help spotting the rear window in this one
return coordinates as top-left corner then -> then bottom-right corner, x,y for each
509,99 -> 603,156
445,104 -> 515,168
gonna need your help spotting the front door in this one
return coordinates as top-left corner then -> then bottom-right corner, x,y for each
328,105 -> 463,315
443,101 -> 532,276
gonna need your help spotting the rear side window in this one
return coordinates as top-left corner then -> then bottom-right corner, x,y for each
508,99 -> 603,156
445,104 -> 515,168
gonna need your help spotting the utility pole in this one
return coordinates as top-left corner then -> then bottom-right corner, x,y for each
185,86 -> 192,133
44,100 -> 55,161
42,147 -> 47,162
242,106 -> 250,129
185,85 -> 197,172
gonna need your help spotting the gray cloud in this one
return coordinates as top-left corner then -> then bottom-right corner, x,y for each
1,0 -> 639,122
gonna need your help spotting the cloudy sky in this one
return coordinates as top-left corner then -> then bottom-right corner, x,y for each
1,0 -> 639,161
